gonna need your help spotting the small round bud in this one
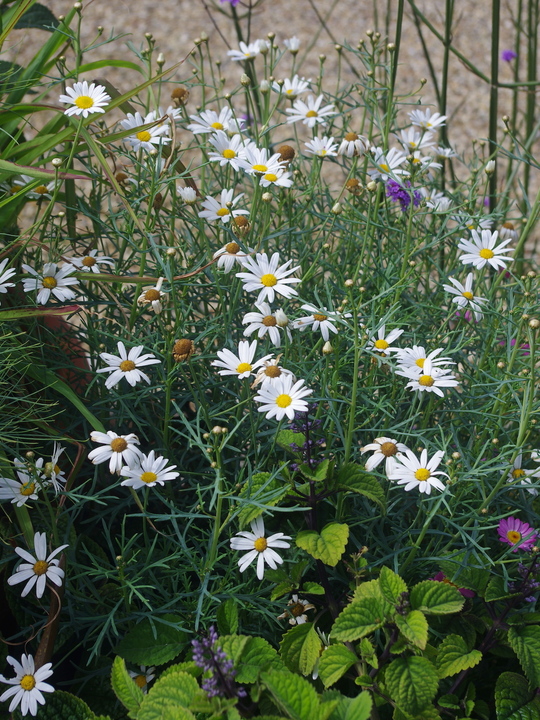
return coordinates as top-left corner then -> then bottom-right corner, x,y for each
497,361 -> 505,368
51,157 -> 63,168
408,260 -> 416,267
527,270 -> 536,278
267,32 -> 275,40
278,144 -> 295,162
166,247 -> 177,257
157,53 -> 165,66
502,115 -> 510,123
485,160 -> 496,175
529,318 -> 540,329
452,452 -> 461,459
259,42 -> 269,55
57,211 -> 65,218
323,242 -> 330,249
420,77 -> 427,85
212,426 -> 222,435
492,438 -> 499,444
261,192 -> 273,203
97,25 -> 103,32
335,44 -> 342,52
59,56 -> 66,63
322,341 -> 334,355
522,314 -> 530,320
387,42 -> 396,51
319,54 -> 326,61
344,279 -> 354,287
366,29 -> 374,36
366,180 -> 377,192
367,70 -> 374,77
259,79 -> 270,94
200,31 -> 208,41
240,74 -> 250,86
58,15 -> 65,20
224,93 -> 231,100
26,451 -> 35,460
210,461 -> 218,468
202,433 -> 209,440
332,202 -> 342,214
73,2 -> 82,9
481,507 -> 488,514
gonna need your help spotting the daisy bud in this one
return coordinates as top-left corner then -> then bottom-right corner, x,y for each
26,451 -> 34,460
261,192 -> 273,203
203,433 -> 209,440
171,86 -> 189,106
528,271 -> 536,278
278,144 -> 295,163
221,427 -> 228,434
200,31 -> 208,41
529,318 -> 540,329
51,157 -> 63,167
497,361 -> 505,368
210,461 -> 218,468
366,181 -> 377,192
322,341 -> 334,355
275,309 -> 289,327
485,160 -> 496,175
73,2 -> 82,9
492,438 -> 499,444
268,32 -> 275,40
332,202 -> 342,214
240,74 -> 250,86
57,211 -> 65,218
387,43 -> 396,51
335,44 -> 342,52
173,338 -> 195,362
344,279 -> 354,287
212,426 -> 222,435
260,80 -> 270,93
452,452 -> 461,459
157,53 -> 165,66
166,247 -> 176,256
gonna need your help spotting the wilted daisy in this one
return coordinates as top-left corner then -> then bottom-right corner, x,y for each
213,241 -> 253,273
230,516 -> 291,580
187,107 -> 244,135
236,252 -> 301,303
21,262 -> 79,304
0,461 -> 39,506
457,229 -> 514,271
277,595 -> 315,625
137,277 -> 167,314
208,131 -> 250,171
294,304 -> 349,342
505,453 -> 540,496
272,75 -> 310,99
251,356 -> 296,388
338,132 -> 370,158
499,221 -> 519,242
419,187 -> 451,212
35,443 -> 66,494
227,39 -> 267,61
254,375 -> 312,421
498,516 -> 538,552
396,127 -> 435,151
368,147 -> 408,181
388,448 -> 448,494
97,341 -> 160,389
237,145 -> 286,177
177,186 -> 198,204
304,136 -> 338,158
394,345 -> 454,373
120,450 -> 179,490
13,176 -> 56,200
259,167 -> 293,188
198,189 -> 249,224
59,80 -> 110,118
242,303 -> 291,346
128,666 -> 155,693
0,258 -> 16,294
88,431 -> 142,474
286,94 -> 336,128
409,108 -> 447,130
0,654 -> 54,717
212,340 -> 272,380
365,325 -> 404,356
120,112 -> 171,152
443,273 -> 487,321
361,437 -> 410,474
7,531 -> 68,599
397,358 -> 459,397
66,249 -> 114,273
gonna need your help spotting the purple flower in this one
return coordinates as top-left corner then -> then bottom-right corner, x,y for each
386,180 -> 421,212
501,50 -> 518,62
432,571 -> 475,598
192,626 -> 246,699
498,516 -> 538,552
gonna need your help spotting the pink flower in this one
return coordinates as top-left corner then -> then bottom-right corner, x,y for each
498,516 -> 538,552
432,571 -> 475,598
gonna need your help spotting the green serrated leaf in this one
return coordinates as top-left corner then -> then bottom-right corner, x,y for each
318,644 -> 358,687
298,459 -> 331,482
235,636 -> 283,683
385,656 -> 439,715
410,581 -> 464,615
359,638 -> 378,669
395,610 -> 428,649
115,614 -> 188,666
111,657 -> 144,717
276,429 -> 306,452
486,576 -> 520,603
13,690 -> 96,720
262,669 -> 321,720
138,670 -> 198,720
435,635 -> 482,678
218,635 -> 249,664
438,553 -> 490,595
495,671 -> 540,720
280,623 -> 322,676
217,598 -> 238,635
303,582 -> 325,594
331,597 -> 387,642
345,692 -> 372,720
238,472 -> 288,528
508,626 -> 540,688
271,581 -> 296,601
296,523 -> 349,566
379,566 -> 408,604
337,463 -> 386,510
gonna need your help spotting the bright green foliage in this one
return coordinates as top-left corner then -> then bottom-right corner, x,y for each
486,576 -> 520,602
115,615 -> 188,666
336,463 -> 386,510
409,581 -> 465,614
137,669 -> 199,720
508,626 -> 540,687
262,669 -> 331,720
296,523 -> 349,566
384,656 -> 439,715
495,672 -> 540,719
14,3 -> 58,30
276,429 -> 306,453
238,472 -> 288,527
435,635 -> 482,678
395,610 -> 429,649
280,623 -> 322,676
343,692 -> 372,720
111,656 -> 144,717
331,596 -> 388,641
317,644 -> 358,687
379,566 -> 408,603
219,635 -> 283,683
12,690 -> 107,720
438,553 -> 490,596
217,598 -> 239,635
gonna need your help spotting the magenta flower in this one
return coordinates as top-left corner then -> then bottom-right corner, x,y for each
432,571 -> 475,598
501,50 -> 517,62
498,516 -> 538,552
221,0 -> 241,5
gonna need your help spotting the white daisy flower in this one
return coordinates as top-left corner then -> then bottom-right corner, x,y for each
242,303 -> 291,347
120,450 -> 179,490
285,94 -> 336,128
259,168 -> 293,188
304,136 -> 338,158
457,229 -> 514,271
230,516 -> 291,580
368,147 -> 408,181
66,249 -> 114,273
443,273 -> 487,321
293,304 -> 350,342
388,448 -> 448,494
236,252 -> 301,304
187,107 -> 244,135
7,531 -> 68,599
198,189 -> 249,224
277,594 -> 315,625
212,339 -> 272,380
97,341 -> 161,389
128,666 -> 155,693
13,175 -> 56,200
137,277 -> 167,314
213,241 -> 253,273
361,437 -> 410,475
227,39 -> 267,61
254,374 -> 312,421
120,112 -> 171,153
506,453 -> 540,496
409,151 -> 442,172
419,187 -> 451,212
396,128 -> 435,151
435,145 -> 458,159
35,443 -> 66,494
272,75 -> 310,99
365,325 -> 404,356
532,450 -> 540,463
88,431 -> 142,474
21,262 -> 79,305
251,355 -> 296,388
0,461 -> 39,506
0,654 -> 54,716
338,132 -> 370,158
455,215 -> 492,233
0,258 -> 16,293
208,131 -> 250,171
397,358 -> 459,397
177,186 -> 198,204
58,80 -> 110,118
499,221 -> 519,242
145,105 -> 182,126
394,345 -> 454,374
283,36 -> 301,53
408,108 -> 447,130
237,145 -> 287,177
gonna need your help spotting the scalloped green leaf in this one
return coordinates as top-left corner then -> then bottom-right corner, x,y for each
115,614 -> 188,666
344,692 -> 372,720
508,626 -> 540,688
111,656 -> 144,717
331,597 -> 387,642
410,581 -> 464,615
276,429 -> 306,452
385,656 -> 439,715
379,566 -> 408,603
238,472 -> 288,528
138,670 -> 198,720
486,576 -> 520,603
261,669 -> 321,720
280,623 -> 322,676
395,610 -> 428,649
13,690 -> 100,720
236,636 -> 283,683
296,523 -> 349,567
495,672 -> 540,720
337,463 -> 386,510
318,644 -> 358,688
435,634 -> 482,678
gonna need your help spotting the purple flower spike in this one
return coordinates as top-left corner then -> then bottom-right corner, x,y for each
498,516 -> 538,552
386,180 -> 421,212
501,49 -> 518,62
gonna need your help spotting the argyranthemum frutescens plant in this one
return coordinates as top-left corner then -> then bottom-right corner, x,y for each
0,2 -> 540,718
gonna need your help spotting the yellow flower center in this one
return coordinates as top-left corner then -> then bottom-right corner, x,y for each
276,393 -> 292,408
479,248 -> 494,259
136,130 -> 152,143
216,208 -> 231,217
140,471 -> 158,484
33,560 -> 49,576
144,289 -> 161,301
110,438 -> 128,453
20,675 -> 36,691
380,441 -> 397,457
374,339 -> 389,350
223,149 -> 236,159
265,365 -> 281,378
379,163 -> 390,172
260,273 -> 277,287
507,530 -> 521,544
20,481 -> 35,496
306,110 -> 318,117
75,95 -> 94,109
225,242 -> 240,253
82,255 -> 97,267
236,362 -> 252,374
262,315 -> 277,327
414,468 -> 431,481
313,313 -> 328,322
134,675 -> 147,688
35,185 -> 49,194
42,276 -> 57,289
345,132 -> 358,141
286,89 -> 294,95
415,358 -> 426,368
462,291 -> 474,300
419,375 -> 435,387
252,164 -> 268,173
254,537 -> 268,552
264,173 -> 278,182
211,122 -> 224,130
503,221 -> 515,230
512,468 -> 525,479
410,141 -> 417,148
119,360 -> 136,372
